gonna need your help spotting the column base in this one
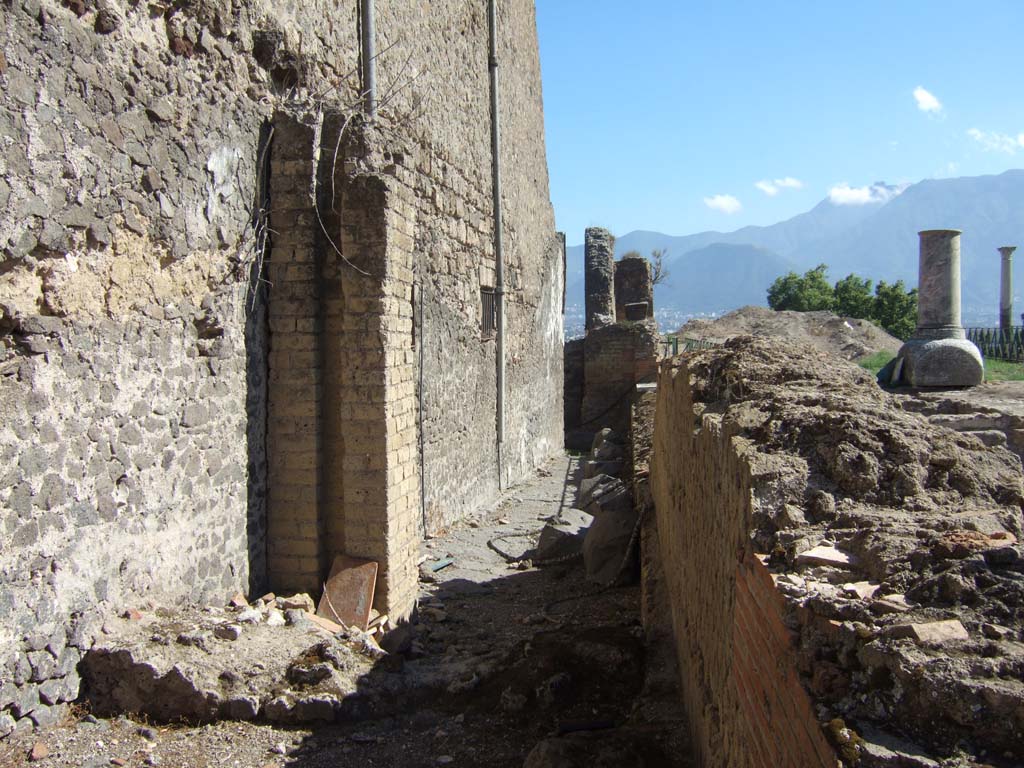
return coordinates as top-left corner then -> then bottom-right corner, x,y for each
897,338 -> 983,387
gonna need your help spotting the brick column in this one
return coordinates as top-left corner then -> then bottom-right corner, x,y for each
324,129 -> 421,621
265,113 -> 325,594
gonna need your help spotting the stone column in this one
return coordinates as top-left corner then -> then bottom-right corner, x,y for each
895,229 -> 983,387
916,229 -> 964,338
999,246 -> 1015,331
584,227 -> 616,331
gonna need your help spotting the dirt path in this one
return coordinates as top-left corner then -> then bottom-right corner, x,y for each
3,455 -> 693,768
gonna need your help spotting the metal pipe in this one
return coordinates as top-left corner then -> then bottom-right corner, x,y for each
360,0 -> 377,117
417,282 -> 427,535
488,0 -> 506,488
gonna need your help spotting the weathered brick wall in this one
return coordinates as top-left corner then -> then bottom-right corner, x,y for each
265,113 -> 326,595
563,337 -> 585,445
614,255 -> 653,321
0,0 -> 559,735
580,322 -> 659,439
649,361 -> 836,768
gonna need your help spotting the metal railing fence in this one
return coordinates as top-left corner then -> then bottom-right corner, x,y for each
966,326 -> 1024,363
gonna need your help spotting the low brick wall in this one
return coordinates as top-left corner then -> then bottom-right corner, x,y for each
649,359 -> 836,768
580,322 -> 658,440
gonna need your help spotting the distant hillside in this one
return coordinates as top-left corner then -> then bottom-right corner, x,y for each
565,169 -> 1024,320
659,244 -> 793,314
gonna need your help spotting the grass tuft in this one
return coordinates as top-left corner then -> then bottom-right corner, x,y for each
857,350 -> 895,374
984,358 -> 1024,381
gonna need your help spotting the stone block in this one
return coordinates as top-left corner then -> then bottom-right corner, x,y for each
535,509 -> 593,562
583,500 -> 638,587
796,545 -> 857,568
887,619 -> 969,645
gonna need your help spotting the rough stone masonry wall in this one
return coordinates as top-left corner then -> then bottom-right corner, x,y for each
394,0 -> 562,530
580,322 -> 659,440
0,0 -> 343,734
260,0 -> 561,594
0,0 -> 560,735
650,337 -> 1024,767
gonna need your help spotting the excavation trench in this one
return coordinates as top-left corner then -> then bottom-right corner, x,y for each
4,456 -> 693,768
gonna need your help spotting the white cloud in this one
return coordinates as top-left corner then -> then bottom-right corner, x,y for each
703,194 -> 742,214
754,177 -> 803,197
828,182 -> 906,206
913,86 -> 942,114
967,127 -> 1024,154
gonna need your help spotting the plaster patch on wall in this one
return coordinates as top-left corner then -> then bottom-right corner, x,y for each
205,146 -> 244,235
0,228 -> 227,321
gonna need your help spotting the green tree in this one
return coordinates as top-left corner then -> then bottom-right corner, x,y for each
872,280 -> 918,340
767,265 -> 919,341
833,274 -> 874,319
767,264 -> 834,311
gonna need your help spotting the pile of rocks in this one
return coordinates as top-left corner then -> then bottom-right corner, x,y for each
533,429 -> 640,586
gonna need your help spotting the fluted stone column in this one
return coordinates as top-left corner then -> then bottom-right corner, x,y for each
584,228 -> 616,331
896,229 -> 983,387
999,246 -> 1015,332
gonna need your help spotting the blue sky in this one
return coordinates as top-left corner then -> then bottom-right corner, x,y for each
536,0 -> 1024,244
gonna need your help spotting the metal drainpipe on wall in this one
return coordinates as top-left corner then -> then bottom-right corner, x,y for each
360,0 -> 377,117
488,0 -> 506,489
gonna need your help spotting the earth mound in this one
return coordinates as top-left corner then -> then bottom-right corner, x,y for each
678,305 -> 901,361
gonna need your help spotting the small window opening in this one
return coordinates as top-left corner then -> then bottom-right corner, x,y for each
480,286 -> 496,339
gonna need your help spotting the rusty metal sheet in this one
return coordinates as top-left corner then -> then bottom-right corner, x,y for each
316,555 -> 378,630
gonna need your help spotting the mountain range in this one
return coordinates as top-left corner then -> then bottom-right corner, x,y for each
565,169 -> 1024,322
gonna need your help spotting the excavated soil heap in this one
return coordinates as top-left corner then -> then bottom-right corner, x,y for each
655,336 -> 1024,767
678,306 -> 902,361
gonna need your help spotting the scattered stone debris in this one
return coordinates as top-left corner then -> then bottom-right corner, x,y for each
81,598 -> 389,725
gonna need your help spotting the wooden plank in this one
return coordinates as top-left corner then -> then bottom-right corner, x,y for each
316,555 -> 378,630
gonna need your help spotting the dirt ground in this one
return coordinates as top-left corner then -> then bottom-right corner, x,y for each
678,305 -> 902,361
1,457 -> 693,768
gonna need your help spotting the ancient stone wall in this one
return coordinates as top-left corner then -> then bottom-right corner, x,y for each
405,1 -> 562,529
563,338 -> 585,448
584,227 -> 615,330
614,255 -> 653,322
0,0 -> 559,735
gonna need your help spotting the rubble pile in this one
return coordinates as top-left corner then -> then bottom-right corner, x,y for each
82,594 -> 393,725
689,336 -> 1024,765
533,428 -> 640,586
